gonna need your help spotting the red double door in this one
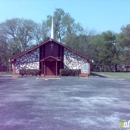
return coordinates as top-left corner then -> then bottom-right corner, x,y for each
45,61 -> 56,75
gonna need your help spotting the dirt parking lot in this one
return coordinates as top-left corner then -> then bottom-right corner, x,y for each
0,76 -> 130,130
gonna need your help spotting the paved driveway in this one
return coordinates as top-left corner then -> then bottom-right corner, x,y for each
0,76 -> 130,130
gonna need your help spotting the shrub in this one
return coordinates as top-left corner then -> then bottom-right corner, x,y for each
19,69 -> 40,76
19,69 -> 27,76
60,69 -> 81,76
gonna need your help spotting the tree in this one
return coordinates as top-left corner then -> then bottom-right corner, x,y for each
121,24 -> 130,48
98,31 -> 119,71
0,18 -> 41,54
0,35 -> 10,67
116,24 -> 130,65
44,8 -> 83,42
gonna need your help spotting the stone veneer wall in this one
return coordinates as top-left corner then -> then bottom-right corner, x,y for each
14,48 -> 39,73
64,48 -> 89,73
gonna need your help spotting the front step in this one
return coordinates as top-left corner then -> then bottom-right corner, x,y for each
39,75 -> 60,78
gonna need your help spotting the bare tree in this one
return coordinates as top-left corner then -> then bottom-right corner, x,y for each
0,18 -> 42,52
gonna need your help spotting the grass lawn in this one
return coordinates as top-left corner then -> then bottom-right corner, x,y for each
93,72 -> 130,80
0,71 -> 12,76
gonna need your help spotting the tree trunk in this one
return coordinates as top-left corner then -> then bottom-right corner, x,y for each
115,64 -> 118,72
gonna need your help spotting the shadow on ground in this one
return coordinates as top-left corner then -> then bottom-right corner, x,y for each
90,72 -> 107,78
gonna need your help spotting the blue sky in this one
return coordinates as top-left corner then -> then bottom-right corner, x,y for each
0,0 -> 130,33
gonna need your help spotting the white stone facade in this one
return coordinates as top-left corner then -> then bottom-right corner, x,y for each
64,49 -> 89,73
14,48 -> 39,73
13,47 -> 89,74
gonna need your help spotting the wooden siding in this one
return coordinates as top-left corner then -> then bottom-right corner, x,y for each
39,41 -> 64,75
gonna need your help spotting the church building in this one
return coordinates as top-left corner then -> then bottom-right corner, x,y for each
11,18 -> 92,77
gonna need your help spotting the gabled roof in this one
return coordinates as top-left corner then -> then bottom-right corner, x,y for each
11,39 -> 92,62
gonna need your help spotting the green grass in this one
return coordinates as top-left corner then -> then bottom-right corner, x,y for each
0,71 -> 12,75
93,72 -> 130,80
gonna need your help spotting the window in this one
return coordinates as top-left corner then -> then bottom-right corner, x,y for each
83,63 -> 88,72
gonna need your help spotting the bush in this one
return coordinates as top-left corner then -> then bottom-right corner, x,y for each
19,69 -> 26,76
60,69 -> 81,76
19,69 -> 40,76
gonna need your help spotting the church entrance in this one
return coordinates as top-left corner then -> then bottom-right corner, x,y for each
45,61 -> 56,75
40,56 -> 60,76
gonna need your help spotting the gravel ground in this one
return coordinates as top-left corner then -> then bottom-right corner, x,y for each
0,76 -> 130,130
